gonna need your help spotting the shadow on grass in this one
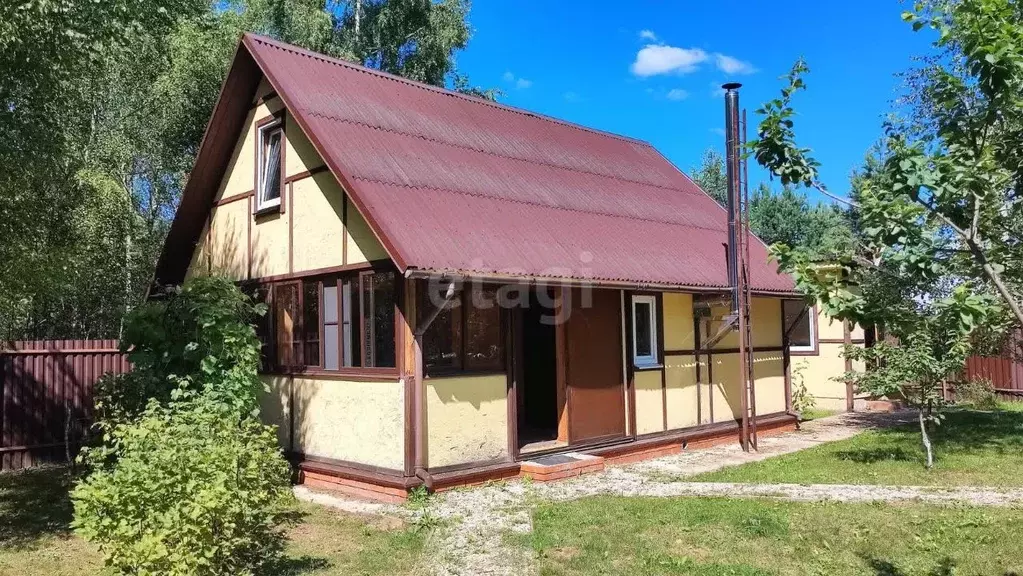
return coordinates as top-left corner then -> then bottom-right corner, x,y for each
261,555 -> 331,575
863,555 -> 957,576
835,446 -> 915,464
0,466 -> 76,549
831,408 -> 1023,465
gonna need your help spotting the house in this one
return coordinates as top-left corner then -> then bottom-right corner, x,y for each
786,306 -> 872,412
154,34 -> 804,501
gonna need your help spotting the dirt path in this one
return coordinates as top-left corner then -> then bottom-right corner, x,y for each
296,411 -> 1021,576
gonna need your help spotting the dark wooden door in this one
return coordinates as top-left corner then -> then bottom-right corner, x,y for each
565,288 -> 626,444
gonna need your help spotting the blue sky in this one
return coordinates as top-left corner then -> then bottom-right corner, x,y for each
455,1 -> 933,203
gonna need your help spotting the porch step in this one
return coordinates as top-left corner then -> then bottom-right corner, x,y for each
520,453 -> 605,482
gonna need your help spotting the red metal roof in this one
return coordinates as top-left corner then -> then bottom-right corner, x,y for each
163,34 -> 795,293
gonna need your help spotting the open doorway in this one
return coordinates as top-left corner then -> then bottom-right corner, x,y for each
517,288 -> 562,454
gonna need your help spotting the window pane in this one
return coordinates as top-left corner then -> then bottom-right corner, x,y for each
303,282 -> 320,367
362,272 -> 396,368
342,280 -> 357,367
275,283 -> 299,367
262,129 -> 282,202
634,301 -> 652,358
420,284 -> 462,372
323,324 -> 340,370
323,284 -> 338,324
465,287 -> 503,371
784,301 -> 812,348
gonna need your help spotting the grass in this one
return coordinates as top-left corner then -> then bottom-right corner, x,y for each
799,407 -> 841,422
520,495 -> 1023,576
0,467 -> 425,576
694,405 -> 1023,487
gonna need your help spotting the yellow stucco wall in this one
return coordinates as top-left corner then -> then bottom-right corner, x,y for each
186,72 -> 388,281
705,297 -> 783,350
663,292 -> 694,350
634,369 -> 664,435
426,374 -> 508,467
209,201 -> 249,280
185,219 -> 210,280
793,309 -> 868,412
289,376 -> 405,470
752,351 -> 787,415
259,374 -> 292,448
290,172 -> 344,272
709,353 -> 743,421
346,199 -> 389,264
665,355 -> 701,429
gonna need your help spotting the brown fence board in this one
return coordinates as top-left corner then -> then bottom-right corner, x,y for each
0,340 -> 128,471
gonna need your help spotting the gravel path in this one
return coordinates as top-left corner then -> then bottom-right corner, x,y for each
294,411 -> 1022,576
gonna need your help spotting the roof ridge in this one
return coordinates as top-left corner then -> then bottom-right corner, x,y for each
243,33 -> 653,148
350,175 -> 727,234
305,109 -> 706,198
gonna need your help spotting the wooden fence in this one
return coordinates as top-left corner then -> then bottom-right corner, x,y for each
0,340 -> 129,471
963,354 -> 1023,401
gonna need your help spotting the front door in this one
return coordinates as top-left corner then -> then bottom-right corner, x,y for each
564,288 -> 626,444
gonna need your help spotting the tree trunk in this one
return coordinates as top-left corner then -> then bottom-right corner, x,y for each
918,408 -> 934,469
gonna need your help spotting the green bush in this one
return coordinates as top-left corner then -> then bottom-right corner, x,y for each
96,276 -> 266,426
73,400 -> 293,576
954,378 -> 1000,410
74,276 -> 293,575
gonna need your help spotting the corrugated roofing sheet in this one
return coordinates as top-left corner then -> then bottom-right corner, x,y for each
243,34 -> 795,293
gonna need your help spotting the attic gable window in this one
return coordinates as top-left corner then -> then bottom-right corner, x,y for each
256,118 -> 283,212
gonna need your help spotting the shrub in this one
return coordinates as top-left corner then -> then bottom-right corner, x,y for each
72,400 -> 293,576
96,276 -> 266,425
954,378 -> 1000,410
74,276 -> 293,575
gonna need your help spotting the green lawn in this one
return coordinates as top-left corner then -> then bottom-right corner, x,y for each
0,467 -> 425,576
694,405 -> 1023,487
522,496 -> 1023,576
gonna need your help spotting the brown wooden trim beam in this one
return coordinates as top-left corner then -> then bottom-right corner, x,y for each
285,164 -> 329,184
214,189 -> 254,207
294,454 -> 420,489
241,259 -> 391,284
262,367 -> 399,381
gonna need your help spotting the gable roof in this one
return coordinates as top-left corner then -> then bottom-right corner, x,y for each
154,33 -> 795,294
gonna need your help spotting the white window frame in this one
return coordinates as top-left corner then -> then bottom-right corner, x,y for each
256,119 -> 283,211
631,294 -> 659,367
786,302 -> 817,353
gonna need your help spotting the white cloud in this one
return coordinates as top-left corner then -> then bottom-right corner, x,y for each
709,81 -> 726,98
639,29 -> 658,41
563,91 -> 581,102
666,88 -> 689,101
503,71 -> 532,90
710,127 -> 725,137
631,44 -> 708,77
714,54 -> 757,75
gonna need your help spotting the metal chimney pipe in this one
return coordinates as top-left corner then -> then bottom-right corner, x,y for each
723,82 -> 742,313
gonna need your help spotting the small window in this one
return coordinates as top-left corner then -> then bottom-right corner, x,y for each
419,284 -> 504,375
256,270 -> 397,373
419,285 -> 463,372
274,282 -> 301,368
257,120 -> 283,211
631,295 -> 658,367
783,300 -> 816,353
362,271 -> 397,368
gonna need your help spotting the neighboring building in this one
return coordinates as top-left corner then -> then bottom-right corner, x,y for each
154,34 -> 802,501
782,303 -> 869,412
